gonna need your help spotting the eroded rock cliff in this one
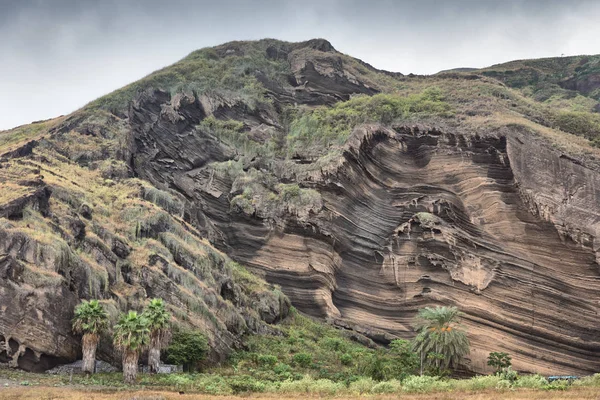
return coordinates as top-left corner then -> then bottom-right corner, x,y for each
2,38 -> 600,375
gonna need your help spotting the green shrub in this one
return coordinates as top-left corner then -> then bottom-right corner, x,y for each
279,376 -> 313,394
496,379 -> 512,390
292,352 -> 312,368
487,352 -> 512,374
402,375 -> 449,393
279,184 -> 301,201
143,187 -> 184,216
287,90 -> 453,153
573,373 -> 600,387
165,330 -> 208,372
227,375 -> 267,393
273,362 -> 293,377
543,380 -> 570,391
513,374 -> 547,389
348,377 -> 376,394
498,366 -> 519,383
308,379 -> 344,395
256,354 -> 278,367
553,110 -> 600,138
340,353 -> 353,366
320,337 -> 347,352
370,379 -> 403,394
159,374 -> 193,391
195,375 -> 233,395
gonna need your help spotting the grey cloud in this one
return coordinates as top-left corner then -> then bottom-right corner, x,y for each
1,0 -> 600,130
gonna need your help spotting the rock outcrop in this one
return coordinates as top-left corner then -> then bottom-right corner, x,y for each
125,83 -> 600,375
2,38 -> 600,375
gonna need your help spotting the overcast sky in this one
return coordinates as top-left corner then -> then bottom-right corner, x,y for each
1,0 -> 600,130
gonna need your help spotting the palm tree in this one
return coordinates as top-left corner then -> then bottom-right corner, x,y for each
412,306 -> 469,373
113,311 -> 150,384
72,300 -> 109,374
142,298 -> 171,373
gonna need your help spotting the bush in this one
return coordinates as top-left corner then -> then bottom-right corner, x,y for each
513,374 -> 547,389
292,352 -> 312,368
543,380 -> 570,391
165,330 -> 208,372
273,362 -> 293,378
195,375 -> 233,395
487,352 -> 512,374
279,184 -> 301,201
573,373 -> 600,387
308,379 -> 345,395
496,379 -> 512,390
553,110 -> 600,138
451,375 -> 502,391
256,354 -> 278,367
498,366 -> 519,383
279,376 -> 313,394
402,375 -> 449,393
227,375 -> 267,393
348,377 -> 376,394
371,379 -> 403,394
320,337 -> 347,352
340,353 -> 353,366
287,90 -> 453,153
143,187 -> 184,216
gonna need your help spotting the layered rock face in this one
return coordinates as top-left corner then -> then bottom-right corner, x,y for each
128,82 -> 600,375
3,38 -> 600,375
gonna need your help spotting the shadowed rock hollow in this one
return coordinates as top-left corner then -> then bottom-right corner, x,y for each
2,38 -> 600,375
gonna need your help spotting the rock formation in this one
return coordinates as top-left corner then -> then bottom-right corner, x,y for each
2,38 -> 600,375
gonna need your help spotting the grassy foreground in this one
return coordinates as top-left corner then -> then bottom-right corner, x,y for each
3,369 -> 600,399
2,386 -> 600,400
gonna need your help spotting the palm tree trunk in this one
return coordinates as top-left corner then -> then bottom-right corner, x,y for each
122,350 -> 139,384
148,334 -> 161,373
81,333 -> 99,374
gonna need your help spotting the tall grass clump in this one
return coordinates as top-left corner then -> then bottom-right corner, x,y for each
287,88 -> 453,153
513,374 -> 548,389
370,379 -> 403,394
573,373 -> 600,387
348,377 -> 377,394
143,187 -> 184,217
402,375 -> 450,393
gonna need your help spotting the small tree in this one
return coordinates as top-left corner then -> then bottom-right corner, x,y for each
389,339 -> 419,378
142,298 -> 171,373
412,306 -> 469,374
113,311 -> 150,384
165,330 -> 208,372
72,300 -> 108,374
488,352 -> 512,375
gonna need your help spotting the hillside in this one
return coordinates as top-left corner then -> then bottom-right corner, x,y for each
2,38 -> 600,376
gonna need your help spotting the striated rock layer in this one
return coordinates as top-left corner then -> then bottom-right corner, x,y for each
3,39 -> 600,375
231,129 -> 600,375
128,83 -> 600,375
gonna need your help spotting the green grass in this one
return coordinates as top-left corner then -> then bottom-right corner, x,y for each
0,367 -> 594,396
0,118 -> 59,152
287,89 -> 453,155
85,40 -> 291,114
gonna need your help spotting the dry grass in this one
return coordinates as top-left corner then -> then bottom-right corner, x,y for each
0,116 -> 65,154
2,386 -> 600,400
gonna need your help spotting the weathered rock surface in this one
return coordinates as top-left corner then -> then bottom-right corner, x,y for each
2,38 -> 600,376
126,86 -> 600,375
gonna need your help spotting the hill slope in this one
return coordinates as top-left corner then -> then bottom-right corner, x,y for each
2,38 -> 600,375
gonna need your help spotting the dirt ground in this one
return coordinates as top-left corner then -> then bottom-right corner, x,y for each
2,386 -> 600,400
